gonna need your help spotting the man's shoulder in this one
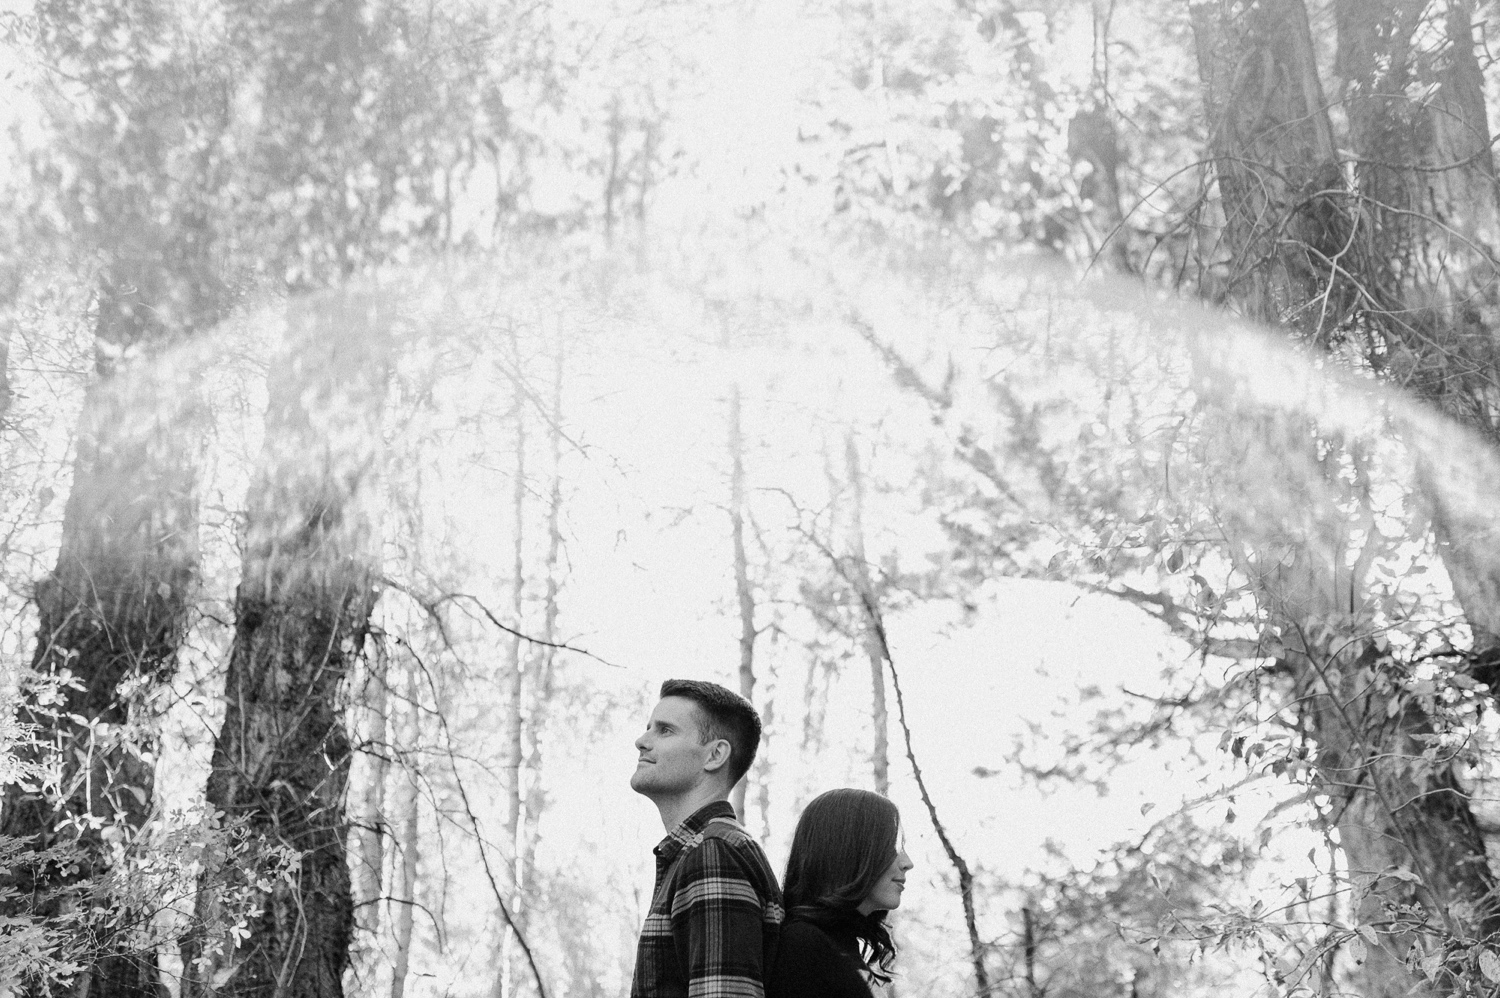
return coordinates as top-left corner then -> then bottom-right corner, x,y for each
670,816 -> 782,908
676,817 -> 774,875
699,814 -> 761,849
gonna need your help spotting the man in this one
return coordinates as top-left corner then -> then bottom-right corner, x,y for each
630,679 -> 783,998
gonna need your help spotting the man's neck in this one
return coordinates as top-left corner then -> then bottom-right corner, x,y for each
654,783 -> 730,834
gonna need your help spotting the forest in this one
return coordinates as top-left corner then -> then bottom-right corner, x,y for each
0,0 -> 1499,994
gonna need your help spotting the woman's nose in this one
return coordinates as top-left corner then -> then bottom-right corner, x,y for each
899,849 -> 914,871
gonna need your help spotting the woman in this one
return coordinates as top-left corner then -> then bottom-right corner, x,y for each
768,788 -> 915,997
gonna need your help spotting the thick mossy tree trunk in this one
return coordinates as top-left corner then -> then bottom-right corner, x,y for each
0,250 -> 212,998
184,291 -> 390,998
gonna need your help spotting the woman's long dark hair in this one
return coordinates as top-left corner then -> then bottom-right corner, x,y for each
781,788 -> 900,983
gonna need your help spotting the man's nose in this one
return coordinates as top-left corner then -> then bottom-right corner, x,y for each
634,731 -> 650,751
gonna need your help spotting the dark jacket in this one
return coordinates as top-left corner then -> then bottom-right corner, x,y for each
766,916 -> 876,998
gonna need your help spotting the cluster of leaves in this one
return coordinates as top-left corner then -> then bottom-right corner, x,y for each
0,665 -> 298,996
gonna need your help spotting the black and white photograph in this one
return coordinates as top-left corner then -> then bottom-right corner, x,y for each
0,0 -> 1497,995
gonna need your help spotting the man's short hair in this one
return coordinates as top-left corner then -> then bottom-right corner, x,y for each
659,679 -> 762,787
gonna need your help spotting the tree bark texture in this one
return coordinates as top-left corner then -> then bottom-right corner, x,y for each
183,290 -> 390,998
1332,0 -> 1500,649
353,644 -> 390,942
1190,0 -> 1343,329
1335,0 -> 1499,410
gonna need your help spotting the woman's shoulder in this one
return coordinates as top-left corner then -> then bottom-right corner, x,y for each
780,918 -> 838,947
776,918 -> 843,969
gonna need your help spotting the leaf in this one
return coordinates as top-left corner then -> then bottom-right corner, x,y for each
1140,802 -> 1155,816
1347,936 -> 1366,965
1480,950 -> 1500,983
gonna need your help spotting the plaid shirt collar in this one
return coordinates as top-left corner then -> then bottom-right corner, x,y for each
654,799 -> 737,868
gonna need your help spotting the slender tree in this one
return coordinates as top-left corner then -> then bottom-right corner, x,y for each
842,431 -> 891,796
352,641 -> 392,942
727,384 -> 758,821
518,343 -> 567,938
497,366 -> 527,998
388,668 -> 422,998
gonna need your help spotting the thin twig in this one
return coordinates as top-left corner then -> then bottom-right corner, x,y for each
383,578 -> 622,669
409,647 -> 552,998
856,588 -> 993,996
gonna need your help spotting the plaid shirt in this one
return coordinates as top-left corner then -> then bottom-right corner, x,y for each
631,800 -> 784,998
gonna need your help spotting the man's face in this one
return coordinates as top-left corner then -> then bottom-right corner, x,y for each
630,696 -> 718,800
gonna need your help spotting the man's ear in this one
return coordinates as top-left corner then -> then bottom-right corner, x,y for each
702,738 -> 733,774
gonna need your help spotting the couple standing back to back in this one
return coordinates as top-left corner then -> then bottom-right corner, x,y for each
629,679 -> 915,998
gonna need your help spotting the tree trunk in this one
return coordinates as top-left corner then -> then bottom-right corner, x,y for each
1335,0 -> 1500,636
1192,382 -> 1495,997
1190,0 -> 1342,330
0,248 -> 214,998
0,265 -> 15,424
1192,2 -> 1500,988
0,17 -> 225,989
1068,97 -> 1132,274
388,672 -> 421,998
518,343 -> 566,933
497,392 -> 526,998
603,99 -> 623,244
843,432 -> 890,796
183,289 -> 390,998
728,384 -> 757,821
353,644 -> 391,940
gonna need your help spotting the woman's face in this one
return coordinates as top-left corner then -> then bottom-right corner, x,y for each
857,840 -> 914,915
